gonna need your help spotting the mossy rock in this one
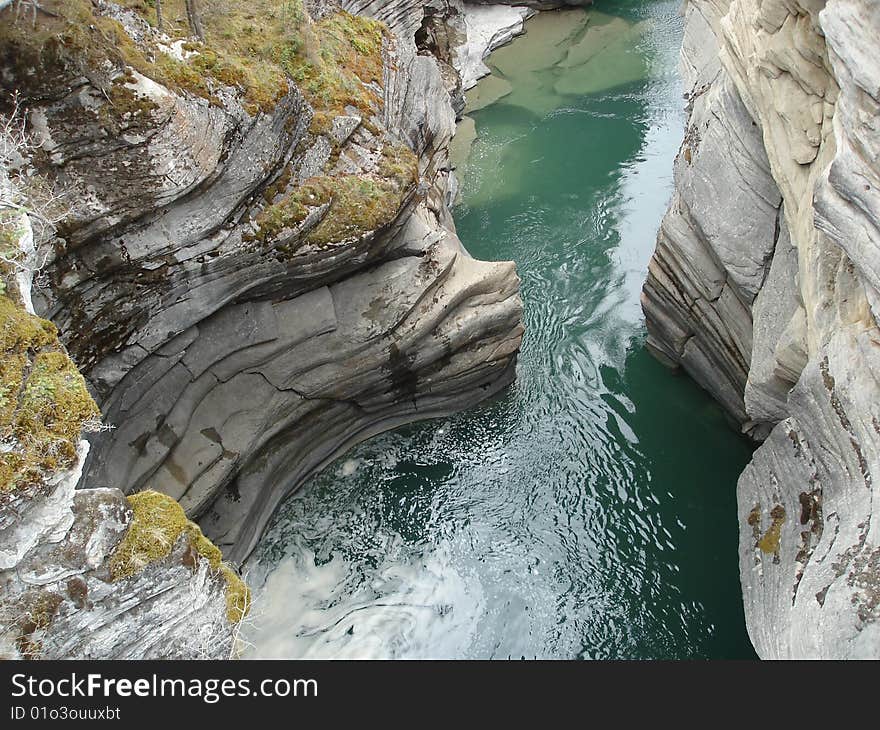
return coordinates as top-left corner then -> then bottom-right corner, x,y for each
0,291 -> 100,495
0,296 -> 57,354
109,490 -> 251,624
254,139 -> 418,248
19,351 -> 100,448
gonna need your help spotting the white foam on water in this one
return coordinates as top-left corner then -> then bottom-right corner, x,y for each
244,540 -> 485,659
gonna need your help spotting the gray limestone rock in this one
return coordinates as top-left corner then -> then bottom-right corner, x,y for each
642,67 -> 780,430
643,0 -> 880,658
2,0 -> 523,659
744,218 -> 800,426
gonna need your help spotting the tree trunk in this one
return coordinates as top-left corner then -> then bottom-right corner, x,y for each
185,0 -> 205,41
155,0 -> 164,33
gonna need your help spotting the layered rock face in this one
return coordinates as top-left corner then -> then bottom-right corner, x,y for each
0,0 -> 522,657
643,0 -> 880,657
0,176 -> 247,659
2,0 -> 522,587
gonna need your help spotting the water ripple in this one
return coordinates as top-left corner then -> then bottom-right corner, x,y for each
244,0 -> 756,661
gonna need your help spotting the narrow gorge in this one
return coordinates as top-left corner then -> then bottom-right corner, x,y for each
245,1 -> 757,659
0,0 -> 877,660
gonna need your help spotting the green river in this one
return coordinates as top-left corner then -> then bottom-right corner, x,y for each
245,0 -> 757,659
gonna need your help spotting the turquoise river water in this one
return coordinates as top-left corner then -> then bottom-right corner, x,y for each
244,0 -> 757,659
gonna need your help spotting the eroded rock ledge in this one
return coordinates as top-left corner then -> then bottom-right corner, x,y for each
1,0 -> 523,656
642,0 -> 880,657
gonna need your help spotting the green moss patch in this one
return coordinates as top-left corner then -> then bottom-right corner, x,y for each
109,490 -> 251,624
19,351 -> 100,446
220,564 -> 251,626
0,285 -> 100,495
254,140 -> 418,249
0,296 -> 57,354
304,173 -> 409,247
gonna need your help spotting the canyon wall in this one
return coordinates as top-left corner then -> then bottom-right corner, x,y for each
0,172 -> 248,659
643,0 -> 880,658
0,0 -> 522,656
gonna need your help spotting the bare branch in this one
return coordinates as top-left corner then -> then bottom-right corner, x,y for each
1,90 -> 71,290
9,0 -> 58,27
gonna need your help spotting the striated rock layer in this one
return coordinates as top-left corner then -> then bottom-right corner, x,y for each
0,175 -> 247,659
3,0 -> 522,582
0,0 -> 522,657
643,0 -> 880,657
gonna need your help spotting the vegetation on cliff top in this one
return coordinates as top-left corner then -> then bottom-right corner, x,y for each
2,0 -> 415,251
0,0 -> 387,120
253,140 -> 419,248
109,490 -> 251,624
